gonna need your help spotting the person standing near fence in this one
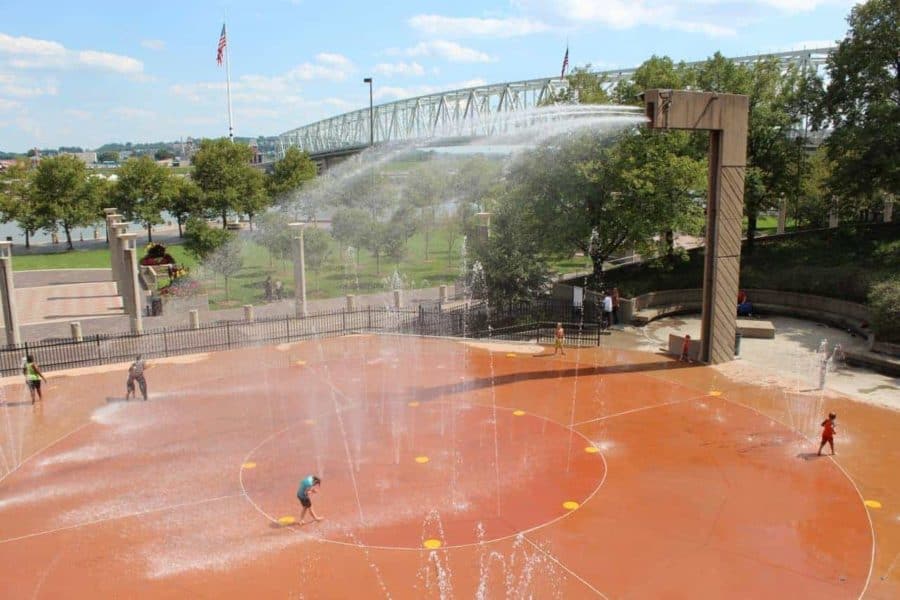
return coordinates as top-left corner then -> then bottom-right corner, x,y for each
602,291 -> 613,331
127,355 -> 149,401
23,355 -> 47,404
554,322 -> 566,356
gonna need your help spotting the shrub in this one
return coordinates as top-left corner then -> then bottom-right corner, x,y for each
140,242 -> 175,266
160,276 -> 201,297
868,278 -> 900,343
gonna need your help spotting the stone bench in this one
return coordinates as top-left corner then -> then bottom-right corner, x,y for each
736,319 -> 775,339
843,350 -> 900,378
632,302 -> 702,326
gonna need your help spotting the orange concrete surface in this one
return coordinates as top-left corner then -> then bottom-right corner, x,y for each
0,335 -> 896,598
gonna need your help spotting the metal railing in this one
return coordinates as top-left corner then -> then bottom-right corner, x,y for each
0,299 -> 608,377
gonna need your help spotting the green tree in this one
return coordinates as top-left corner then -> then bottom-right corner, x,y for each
97,150 -> 119,163
268,147 -> 317,206
363,221 -> 404,276
154,148 -> 175,161
331,207 -> 370,265
239,167 -> 269,230
205,238 -> 244,302
613,55 -> 693,106
0,160 -> 49,249
821,0 -> 899,204
502,129 -> 705,281
191,138 -> 262,228
184,217 -> 232,261
254,211 -> 293,268
31,155 -> 105,250
472,200 -> 551,306
404,162 -> 446,261
113,156 -> 170,241
301,226 -> 332,291
554,65 -> 612,104
450,156 -> 503,212
165,177 -> 202,237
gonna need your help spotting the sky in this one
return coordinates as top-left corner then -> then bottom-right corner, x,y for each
0,0 -> 861,152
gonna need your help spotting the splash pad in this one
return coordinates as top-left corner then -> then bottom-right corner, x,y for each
0,336 -> 881,598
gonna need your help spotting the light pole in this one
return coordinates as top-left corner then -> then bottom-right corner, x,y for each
363,77 -> 374,147
289,222 -> 307,317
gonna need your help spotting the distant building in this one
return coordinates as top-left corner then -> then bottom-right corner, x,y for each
249,140 -> 263,164
67,151 -> 97,165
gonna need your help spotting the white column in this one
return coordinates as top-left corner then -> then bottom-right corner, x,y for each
0,241 -> 21,345
120,233 -> 143,334
289,223 -> 308,317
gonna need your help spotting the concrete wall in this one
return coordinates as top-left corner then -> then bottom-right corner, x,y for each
630,287 -> 871,337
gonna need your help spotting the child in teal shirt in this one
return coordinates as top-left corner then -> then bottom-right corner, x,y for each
297,475 -> 323,524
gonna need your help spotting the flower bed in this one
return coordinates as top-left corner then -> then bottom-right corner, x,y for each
140,242 -> 175,266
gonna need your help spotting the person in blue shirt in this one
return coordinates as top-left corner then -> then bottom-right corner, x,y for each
297,475 -> 323,524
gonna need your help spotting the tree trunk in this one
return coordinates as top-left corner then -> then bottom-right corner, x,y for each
665,230 -> 674,259
248,214 -> 253,231
221,210 -> 227,229
147,223 -> 153,243
64,223 -> 73,250
24,230 -> 30,249
177,216 -> 183,238
746,212 -> 757,253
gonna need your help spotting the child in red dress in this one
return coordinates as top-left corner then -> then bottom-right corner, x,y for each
818,412 -> 837,456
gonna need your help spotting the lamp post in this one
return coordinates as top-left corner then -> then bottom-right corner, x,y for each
289,223 -> 307,317
363,77 -> 374,147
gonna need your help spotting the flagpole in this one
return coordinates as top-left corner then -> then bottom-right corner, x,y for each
224,23 -> 235,142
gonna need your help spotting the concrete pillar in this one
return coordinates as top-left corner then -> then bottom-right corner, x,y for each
243,304 -> 254,322
439,285 -> 448,303
643,90 -> 749,364
0,242 -> 21,346
777,196 -> 787,234
109,220 -> 129,296
393,289 -> 403,309
189,309 -> 200,330
289,223 -> 307,317
884,196 -> 893,223
346,294 -> 356,311
70,321 -> 83,342
120,233 -> 143,334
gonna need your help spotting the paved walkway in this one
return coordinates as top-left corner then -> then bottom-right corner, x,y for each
634,314 -> 899,411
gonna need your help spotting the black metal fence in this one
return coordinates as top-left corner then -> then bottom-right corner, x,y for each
1,298 -> 603,377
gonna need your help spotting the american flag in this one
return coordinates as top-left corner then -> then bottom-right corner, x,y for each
560,46 -> 569,79
216,24 -> 227,66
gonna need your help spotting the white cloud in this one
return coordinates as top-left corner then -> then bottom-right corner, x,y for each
0,33 -> 66,57
404,40 -> 492,63
408,14 -> 551,37
64,109 -> 91,120
375,78 -> 488,101
373,61 -> 425,77
111,107 -> 156,119
0,70 -> 58,98
140,39 -> 165,51
508,0 -> 856,37
0,98 -> 21,112
170,53 -> 355,105
0,32 -> 145,74
76,50 -> 143,74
